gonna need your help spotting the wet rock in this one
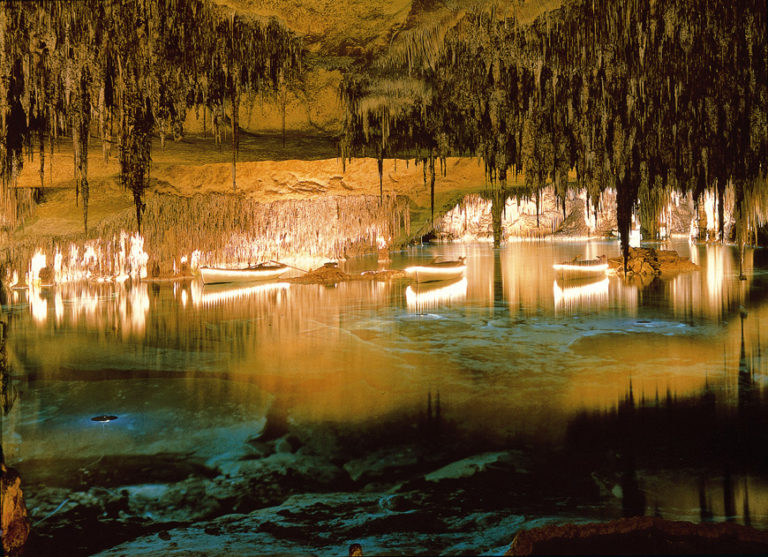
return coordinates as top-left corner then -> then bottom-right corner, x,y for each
289,264 -> 350,284
608,247 -> 699,280
506,517 -> 768,555
274,437 -> 294,455
1,462 -> 31,556
424,451 -> 511,482
344,446 -> 419,483
124,477 -> 223,522
216,451 -> 347,497
360,269 -> 407,280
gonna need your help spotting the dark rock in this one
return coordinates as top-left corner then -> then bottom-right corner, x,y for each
506,516 -> 768,555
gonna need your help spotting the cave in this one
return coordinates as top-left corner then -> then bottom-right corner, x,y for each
1,1 -> 768,555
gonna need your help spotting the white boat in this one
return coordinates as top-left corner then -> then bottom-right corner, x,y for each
404,257 -> 466,283
552,256 -> 608,279
199,262 -> 288,285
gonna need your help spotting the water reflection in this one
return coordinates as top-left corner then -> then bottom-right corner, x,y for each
553,276 -> 610,314
667,244 -> 753,321
29,286 -> 47,325
4,240 -> 768,554
189,280 -> 290,308
566,344 -> 768,526
405,277 -> 467,313
15,282 -> 151,339
5,240 -> 763,420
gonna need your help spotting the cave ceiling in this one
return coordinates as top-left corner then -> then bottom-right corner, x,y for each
211,0 -> 562,69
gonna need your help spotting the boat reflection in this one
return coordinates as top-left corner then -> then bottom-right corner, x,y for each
553,276 -> 610,314
405,277 -> 467,313
190,280 -> 290,308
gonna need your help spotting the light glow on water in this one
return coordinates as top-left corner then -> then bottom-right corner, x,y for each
29,285 -> 47,324
6,239 -> 768,548
405,277 -> 467,313
16,281 -> 151,337
553,277 -> 609,314
190,280 -> 290,308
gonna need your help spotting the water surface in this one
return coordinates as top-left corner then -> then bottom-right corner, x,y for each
3,239 -> 767,555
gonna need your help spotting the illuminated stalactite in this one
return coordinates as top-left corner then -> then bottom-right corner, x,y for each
340,0 -> 767,257
1,194 -> 412,281
0,0 -> 301,233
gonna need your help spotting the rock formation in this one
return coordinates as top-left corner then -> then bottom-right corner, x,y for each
608,247 -> 699,280
507,516 -> 768,555
1,462 -> 30,556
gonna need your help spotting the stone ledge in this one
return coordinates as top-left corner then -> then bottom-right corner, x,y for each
507,517 -> 768,556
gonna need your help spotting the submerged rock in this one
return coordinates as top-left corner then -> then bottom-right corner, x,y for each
424,451 -> 510,482
506,516 -> 768,555
1,462 -> 30,556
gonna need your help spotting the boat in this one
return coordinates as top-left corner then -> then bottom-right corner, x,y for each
552,255 -> 608,279
199,262 -> 288,285
404,257 -> 466,283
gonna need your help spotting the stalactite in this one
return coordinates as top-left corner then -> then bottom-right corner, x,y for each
1,0 -> 302,232
38,127 -> 44,190
717,178 -> 726,243
429,154 -> 436,223
281,82 -> 287,148
377,148 -> 384,202
75,64 -> 91,233
339,0 -> 767,251
231,65 -> 240,192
